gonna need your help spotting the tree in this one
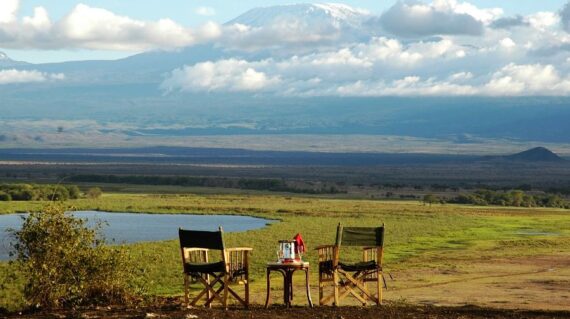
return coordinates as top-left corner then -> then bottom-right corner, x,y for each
0,191 -> 11,201
65,185 -> 81,199
423,194 -> 440,206
87,187 -> 102,199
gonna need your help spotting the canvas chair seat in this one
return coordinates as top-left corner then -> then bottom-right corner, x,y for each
319,260 -> 379,273
184,261 -> 226,274
339,260 -> 378,272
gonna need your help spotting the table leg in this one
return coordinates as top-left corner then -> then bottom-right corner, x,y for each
284,270 -> 291,307
264,269 -> 271,309
289,269 -> 294,302
305,268 -> 314,308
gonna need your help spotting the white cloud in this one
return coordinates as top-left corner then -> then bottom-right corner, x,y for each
0,1 -> 221,51
0,0 -> 19,23
528,12 -> 559,31
377,0 -> 502,37
500,37 -> 516,49
449,71 -> 473,81
196,7 -> 216,17
0,69 -> 65,84
439,0 -> 503,24
161,59 -> 281,93
484,63 -> 570,96
162,36 -> 473,94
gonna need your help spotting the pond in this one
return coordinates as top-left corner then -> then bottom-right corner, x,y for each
0,211 -> 273,260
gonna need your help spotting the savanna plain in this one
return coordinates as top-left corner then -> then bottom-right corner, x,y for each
1,189 -> 569,318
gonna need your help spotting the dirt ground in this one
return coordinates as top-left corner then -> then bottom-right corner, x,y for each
387,254 -> 570,311
4,305 -> 570,319
3,254 -> 569,319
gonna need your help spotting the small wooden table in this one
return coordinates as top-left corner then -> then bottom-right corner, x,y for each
265,261 -> 314,308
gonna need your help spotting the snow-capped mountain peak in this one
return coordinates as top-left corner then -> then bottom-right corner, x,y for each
312,3 -> 370,20
225,3 -> 371,29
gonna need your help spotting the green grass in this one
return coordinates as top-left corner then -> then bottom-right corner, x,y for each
1,193 -> 569,310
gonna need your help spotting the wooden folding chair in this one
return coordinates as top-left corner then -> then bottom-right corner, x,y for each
316,223 -> 385,306
178,227 -> 252,309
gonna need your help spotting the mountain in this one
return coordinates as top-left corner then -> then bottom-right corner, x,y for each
225,3 -> 371,29
504,147 -> 565,162
2,5 -> 570,148
0,51 -> 29,68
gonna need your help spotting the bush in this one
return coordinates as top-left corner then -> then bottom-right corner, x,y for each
87,187 -> 103,199
0,191 -> 11,201
66,185 -> 81,199
9,205 -> 144,308
0,184 -> 85,202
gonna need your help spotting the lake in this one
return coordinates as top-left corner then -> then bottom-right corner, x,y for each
0,211 -> 272,260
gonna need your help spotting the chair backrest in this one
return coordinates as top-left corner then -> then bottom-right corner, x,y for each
335,224 -> 384,248
179,227 -> 226,251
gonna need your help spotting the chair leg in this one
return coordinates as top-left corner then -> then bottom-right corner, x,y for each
362,280 -> 368,306
183,274 -> 190,307
319,280 -> 324,306
223,273 -> 230,310
245,272 -> 250,308
333,271 -> 340,306
377,272 -> 382,305
206,274 -> 212,309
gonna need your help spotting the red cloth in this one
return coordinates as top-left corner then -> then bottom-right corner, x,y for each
293,233 -> 306,254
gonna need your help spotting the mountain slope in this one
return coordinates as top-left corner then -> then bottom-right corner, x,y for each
0,51 -> 29,68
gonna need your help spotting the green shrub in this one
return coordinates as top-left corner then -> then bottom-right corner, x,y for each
9,205 -> 145,309
65,185 -> 81,199
87,187 -> 103,199
0,191 -> 11,201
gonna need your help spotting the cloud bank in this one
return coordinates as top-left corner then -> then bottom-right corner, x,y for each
0,69 -> 65,84
2,0 -> 570,96
377,0 -> 491,37
0,1 -> 221,50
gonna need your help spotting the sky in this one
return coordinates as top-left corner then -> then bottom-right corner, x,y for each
1,0 -> 570,97
2,0 -> 569,63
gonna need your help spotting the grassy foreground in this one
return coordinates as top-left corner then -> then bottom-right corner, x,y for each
1,193 -> 569,311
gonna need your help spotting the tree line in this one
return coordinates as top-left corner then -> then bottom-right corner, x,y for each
0,184 -> 102,201
69,174 -> 344,194
423,189 -> 569,208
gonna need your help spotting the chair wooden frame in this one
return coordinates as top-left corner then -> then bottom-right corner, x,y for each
316,223 -> 385,306
179,227 -> 253,309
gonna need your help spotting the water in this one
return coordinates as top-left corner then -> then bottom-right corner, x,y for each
0,211 -> 272,260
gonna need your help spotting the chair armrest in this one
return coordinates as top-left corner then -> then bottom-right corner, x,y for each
226,248 -> 252,281
184,248 -> 210,253
316,244 -> 337,263
182,248 -> 209,263
226,247 -> 253,252
314,244 -> 335,250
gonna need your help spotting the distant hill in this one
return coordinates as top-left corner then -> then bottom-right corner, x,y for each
0,51 -> 29,68
503,147 -> 565,162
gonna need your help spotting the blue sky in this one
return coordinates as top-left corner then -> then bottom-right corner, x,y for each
4,0 -> 568,63
17,1 -> 568,23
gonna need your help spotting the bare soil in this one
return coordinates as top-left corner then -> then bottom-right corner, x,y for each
3,304 -> 570,319
387,254 -> 570,311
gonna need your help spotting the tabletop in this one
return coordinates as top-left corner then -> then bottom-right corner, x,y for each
266,261 -> 310,268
